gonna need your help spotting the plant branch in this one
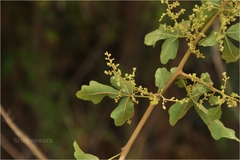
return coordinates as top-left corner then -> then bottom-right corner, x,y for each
119,1 -> 229,159
162,0 -> 229,94
108,152 -> 121,160
180,71 -> 240,103
0,105 -> 47,159
119,104 -> 155,160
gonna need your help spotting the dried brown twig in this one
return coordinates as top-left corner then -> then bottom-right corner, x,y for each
0,105 -> 47,159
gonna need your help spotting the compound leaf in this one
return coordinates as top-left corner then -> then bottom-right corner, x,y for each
198,30 -> 218,47
110,97 -> 134,126
222,37 -> 240,63
195,107 -> 240,142
73,141 -> 99,160
155,67 -> 172,91
226,23 -> 240,41
144,24 -> 172,47
76,81 -> 118,104
160,37 -> 179,64
169,98 -> 193,126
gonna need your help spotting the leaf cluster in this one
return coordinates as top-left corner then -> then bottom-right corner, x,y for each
145,0 -> 240,63
168,71 -> 240,142
74,0 -> 240,159
76,52 -> 151,126
144,0 -> 240,142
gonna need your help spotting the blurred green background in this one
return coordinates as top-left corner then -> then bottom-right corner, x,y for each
1,1 -> 239,159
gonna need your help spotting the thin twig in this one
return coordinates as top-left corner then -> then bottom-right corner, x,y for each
0,105 -> 47,159
108,152 -> 121,160
1,133 -> 24,159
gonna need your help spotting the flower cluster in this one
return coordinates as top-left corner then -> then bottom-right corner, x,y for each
187,43 -> 205,58
104,52 -> 180,110
104,52 -> 137,85
220,72 -> 230,93
104,52 -> 151,104
104,52 -> 121,76
159,95 -> 180,110
215,1 -> 239,51
182,71 -> 240,108
159,0 -> 186,33
159,0 -> 214,59
186,2 -> 219,58
159,0 -> 186,23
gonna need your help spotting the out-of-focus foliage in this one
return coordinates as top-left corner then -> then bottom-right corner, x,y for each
1,1 -> 239,159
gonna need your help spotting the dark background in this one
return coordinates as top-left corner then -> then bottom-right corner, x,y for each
1,1 -> 239,159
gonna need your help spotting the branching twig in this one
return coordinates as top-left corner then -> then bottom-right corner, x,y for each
119,1 -> 229,159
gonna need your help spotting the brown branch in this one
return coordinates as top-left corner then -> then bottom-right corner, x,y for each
119,104 -> 155,160
0,105 -> 47,159
1,133 -> 24,159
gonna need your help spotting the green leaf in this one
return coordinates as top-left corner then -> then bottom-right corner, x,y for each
168,98 -> 193,126
144,22 -> 188,47
207,106 -> 222,121
226,23 -> 240,41
170,67 -> 177,74
198,30 -> 218,47
193,101 -> 208,114
155,67 -> 172,91
190,83 -> 207,98
76,81 -> 118,104
110,97 -> 134,126
208,95 -> 218,105
144,24 -> 172,47
195,107 -> 240,142
73,141 -> 99,160
110,74 -> 134,95
175,77 -> 188,88
195,83 -> 208,94
190,83 -> 208,114
222,37 -> 240,63
160,37 -> 179,64
200,72 -> 213,86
